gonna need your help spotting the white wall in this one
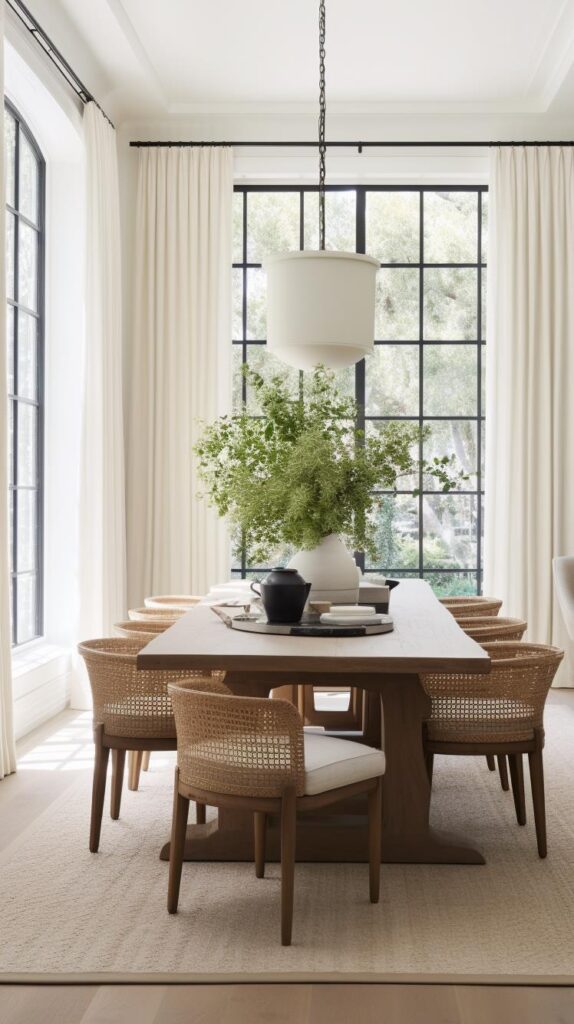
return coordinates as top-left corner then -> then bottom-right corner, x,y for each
5,20 -> 86,737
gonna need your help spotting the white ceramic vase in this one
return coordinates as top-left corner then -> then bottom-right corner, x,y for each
287,533 -> 360,604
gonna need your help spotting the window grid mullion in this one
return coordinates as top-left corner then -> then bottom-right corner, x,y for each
236,185 -> 485,597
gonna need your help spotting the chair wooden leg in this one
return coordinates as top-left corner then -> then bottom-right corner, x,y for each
425,752 -> 434,785
254,812 -> 267,879
280,787 -> 297,946
367,777 -> 382,903
508,753 -> 526,826
167,768 -> 190,914
497,754 -> 510,791
141,751 -> 151,772
90,726 -> 110,853
110,748 -> 126,820
128,750 -> 143,791
528,748 -> 547,858
486,754 -> 496,772
195,802 -> 206,825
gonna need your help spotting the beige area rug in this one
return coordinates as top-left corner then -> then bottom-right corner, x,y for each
2,706 -> 574,982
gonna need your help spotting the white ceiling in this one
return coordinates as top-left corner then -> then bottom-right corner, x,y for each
18,0 -> 574,122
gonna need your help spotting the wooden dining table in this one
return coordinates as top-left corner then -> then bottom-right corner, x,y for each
137,579 -> 491,865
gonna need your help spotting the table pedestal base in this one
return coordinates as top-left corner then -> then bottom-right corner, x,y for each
159,670 -> 485,867
159,806 -> 484,866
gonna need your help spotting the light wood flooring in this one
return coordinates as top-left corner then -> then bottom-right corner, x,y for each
2,700 -> 574,1024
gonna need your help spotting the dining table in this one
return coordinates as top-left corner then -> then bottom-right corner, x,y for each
137,579 -> 491,865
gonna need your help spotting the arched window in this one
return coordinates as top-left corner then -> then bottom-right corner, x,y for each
4,101 -> 45,645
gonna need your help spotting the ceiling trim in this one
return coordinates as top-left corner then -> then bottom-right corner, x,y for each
107,0 -> 574,119
105,0 -> 167,107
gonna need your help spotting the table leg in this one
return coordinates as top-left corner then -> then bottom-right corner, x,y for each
377,674 -> 484,864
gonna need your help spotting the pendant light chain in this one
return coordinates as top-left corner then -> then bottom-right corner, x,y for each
318,0 -> 327,251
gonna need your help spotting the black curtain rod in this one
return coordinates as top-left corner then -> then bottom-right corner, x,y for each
6,0 -> 115,129
130,139 -> 574,150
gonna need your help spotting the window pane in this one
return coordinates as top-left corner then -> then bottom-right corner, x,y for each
422,494 -> 478,569
232,192 -> 243,263
232,346 -> 244,413
246,268 -> 266,340
5,212 -> 15,300
375,268 -> 419,340
304,191 -> 356,251
424,268 -> 477,340
17,312 -> 37,401
18,221 -> 38,312
366,495 -> 419,570
424,571 -> 478,597
247,191 -> 299,263
6,305 -> 14,395
242,344 -> 300,414
366,191 -> 419,264
481,268 -> 487,340
424,346 -> 477,416
16,574 -> 37,644
4,111 -> 15,207
16,489 -> 37,572
366,421 -> 418,490
481,193 -> 488,260
17,403 -> 37,486
366,344 -> 419,416
8,401 -> 14,487
423,420 -> 477,490
19,133 -> 39,224
232,268 -> 243,340
424,191 -> 477,264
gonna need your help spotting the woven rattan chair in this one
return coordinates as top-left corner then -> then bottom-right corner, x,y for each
114,620 -> 165,641
456,617 -> 528,787
458,617 -> 527,643
421,642 -> 563,857
78,637 -> 226,853
128,607 -> 182,624
167,681 -> 385,945
439,596 -> 503,619
144,595 -> 201,612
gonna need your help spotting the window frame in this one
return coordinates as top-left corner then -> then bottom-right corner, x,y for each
5,99 -> 46,646
232,183 -> 486,595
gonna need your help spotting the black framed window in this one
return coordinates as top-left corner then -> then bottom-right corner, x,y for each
232,185 -> 486,597
4,102 -> 45,645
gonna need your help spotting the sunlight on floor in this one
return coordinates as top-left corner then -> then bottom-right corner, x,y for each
16,712 -> 178,774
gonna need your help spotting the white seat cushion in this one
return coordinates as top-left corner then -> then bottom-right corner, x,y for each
303,733 -> 385,796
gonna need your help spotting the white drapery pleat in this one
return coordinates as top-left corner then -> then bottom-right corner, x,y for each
127,147 -> 232,605
78,104 -> 126,649
0,0 -> 16,778
484,146 -> 574,684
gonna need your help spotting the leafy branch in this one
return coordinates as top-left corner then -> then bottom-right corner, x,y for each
195,366 -> 466,564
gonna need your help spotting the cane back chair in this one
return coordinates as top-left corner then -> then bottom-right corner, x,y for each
421,642 -> 563,857
78,637 -> 226,852
167,681 -> 385,945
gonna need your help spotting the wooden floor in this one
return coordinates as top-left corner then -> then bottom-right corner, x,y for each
1,983 -> 574,1023
2,699 -> 574,1023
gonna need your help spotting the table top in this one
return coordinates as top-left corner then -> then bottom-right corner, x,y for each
137,579 -> 491,675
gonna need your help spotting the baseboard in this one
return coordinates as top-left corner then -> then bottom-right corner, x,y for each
1,971 -> 574,986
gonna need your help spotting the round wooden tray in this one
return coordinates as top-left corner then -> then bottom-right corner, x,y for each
230,613 -> 394,638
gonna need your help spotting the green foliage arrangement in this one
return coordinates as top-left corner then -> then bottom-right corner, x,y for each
195,366 -> 465,565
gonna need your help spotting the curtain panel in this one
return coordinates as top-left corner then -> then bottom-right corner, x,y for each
484,146 -> 574,684
127,147 -> 233,606
78,104 -> 126,648
0,0 -> 16,778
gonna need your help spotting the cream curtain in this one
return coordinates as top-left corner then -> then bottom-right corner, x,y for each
0,0 -> 16,778
484,146 -> 574,684
127,147 -> 232,606
78,104 -> 126,649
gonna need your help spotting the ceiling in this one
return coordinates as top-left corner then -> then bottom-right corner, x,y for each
17,0 -> 574,123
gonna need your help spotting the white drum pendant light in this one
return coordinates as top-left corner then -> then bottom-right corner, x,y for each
266,0 -> 379,371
